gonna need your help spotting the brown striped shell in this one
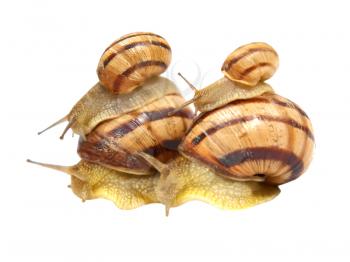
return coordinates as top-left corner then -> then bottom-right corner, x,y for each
180,93 -> 314,185
78,93 -> 193,175
221,42 -> 279,87
97,32 -> 172,94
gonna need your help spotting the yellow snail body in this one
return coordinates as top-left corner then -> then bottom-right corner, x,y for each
175,42 -> 279,114
27,159 -> 160,209
27,157 -> 279,214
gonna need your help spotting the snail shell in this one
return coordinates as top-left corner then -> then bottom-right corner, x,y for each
180,93 -> 314,185
97,32 -> 172,94
78,92 -> 193,175
221,42 -> 279,87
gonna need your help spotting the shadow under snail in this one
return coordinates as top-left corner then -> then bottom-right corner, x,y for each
28,35 -> 314,215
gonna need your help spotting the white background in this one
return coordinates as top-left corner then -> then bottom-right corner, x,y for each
1,0 -> 349,261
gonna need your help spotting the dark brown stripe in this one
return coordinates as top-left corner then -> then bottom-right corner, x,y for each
223,48 -> 277,72
105,32 -> 165,51
112,60 -> 168,92
238,62 -> 273,78
108,108 -> 192,138
123,60 -> 167,77
218,147 -> 304,181
271,98 -> 309,119
191,96 -> 310,131
103,41 -> 171,67
191,114 -> 314,146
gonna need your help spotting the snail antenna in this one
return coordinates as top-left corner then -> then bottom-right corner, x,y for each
38,116 -> 68,136
178,72 -> 198,92
27,159 -> 85,181
59,119 -> 75,140
165,205 -> 170,217
167,73 -> 201,116
168,98 -> 196,116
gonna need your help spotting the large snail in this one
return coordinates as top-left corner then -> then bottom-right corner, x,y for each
137,42 -> 314,213
28,37 -> 313,215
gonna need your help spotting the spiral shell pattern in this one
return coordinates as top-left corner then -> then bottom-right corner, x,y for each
180,93 -> 314,185
97,32 -> 172,94
221,42 -> 279,86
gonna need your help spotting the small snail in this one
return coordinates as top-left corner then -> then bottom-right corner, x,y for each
174,42 -> 278,114
38,32 -> 173,140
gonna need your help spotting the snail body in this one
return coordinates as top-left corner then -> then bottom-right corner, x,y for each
179,77 -> 274,113
27,156 -> 279,214
27,159 -> 160,209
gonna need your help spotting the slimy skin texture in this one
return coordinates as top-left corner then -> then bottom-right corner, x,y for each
28,158 -> 279,213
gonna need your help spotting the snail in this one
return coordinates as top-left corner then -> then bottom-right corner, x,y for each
137,92 -> 314,213
38,32 -> 173,140
135,42 -> 313,213
173,42 -> 279,114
